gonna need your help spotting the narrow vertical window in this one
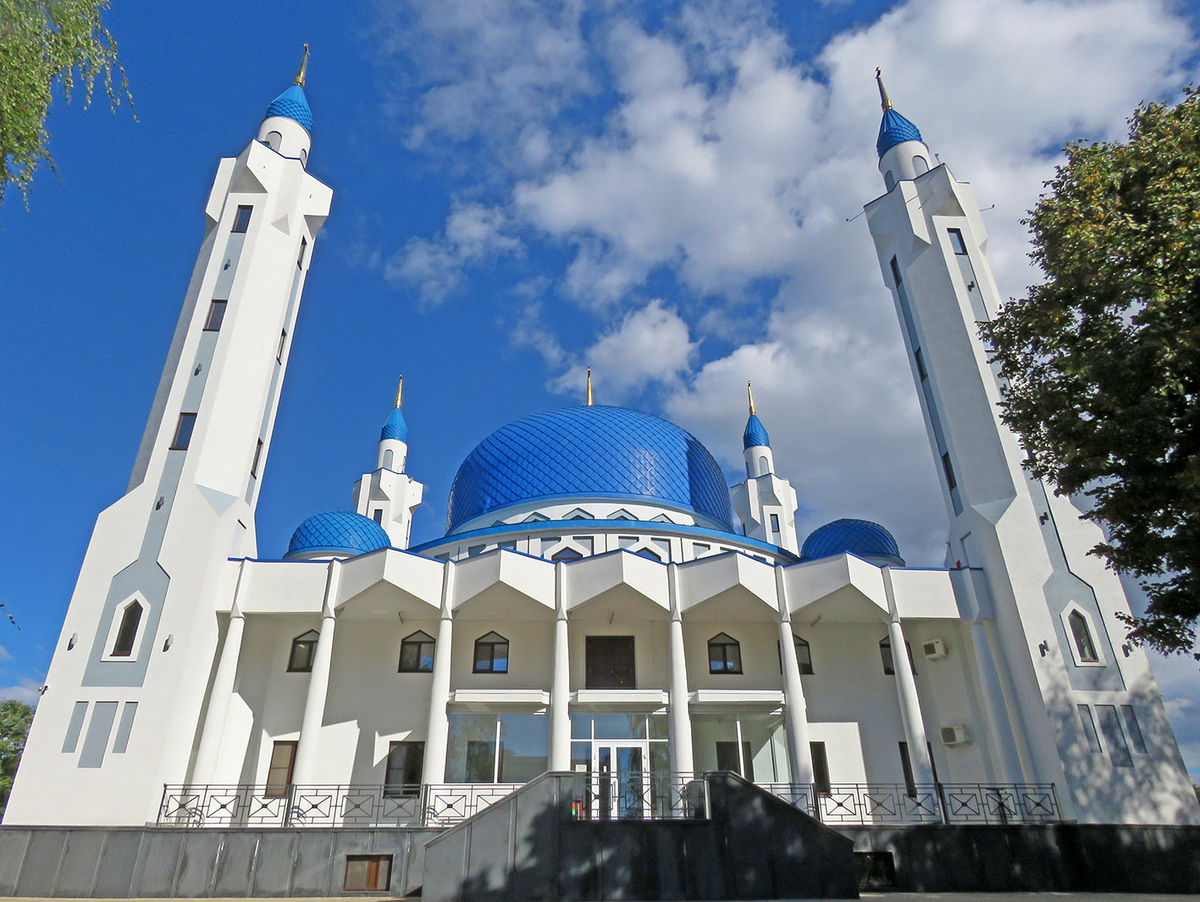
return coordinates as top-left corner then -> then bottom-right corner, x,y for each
1077,704 -> 1102,752
810,741 -> 831,794
288,630 -> 320,672
898,741 -> 917,797
1068,610 -> 1099,663
398,630 -> 435,673
795,635 -> 813,674
265,740 -> 297,797
373,509 -> 384,525
890,255 -> 903,286
941,452 -> 957,491
170,413 -> 196,450
384,741 -> 424,796
881,637 -> 916,675
250,439 -> 263,477
1096,705 -> 1132,767
277,329 -> 287,362
769,513 -> 780,534
111,601 -> 142,657
1121,706 -> 1147,753
231,205 -> 252,233
204,299 -> 227,331
948,228 -> 968,255
297,237 -> 307,269
914,347 -> 927,381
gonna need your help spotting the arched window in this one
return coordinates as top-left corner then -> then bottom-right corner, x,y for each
382,449 -> 394,469
288,630 -> 320,672
398,630 -> 435,672
912,155 -> 929,175
884,171 -> 896,191
759,456 -> 769,474
473,632 -> 509,673
880,636 -> 916,675
265,130 -> 282,149
110,601 -> 143,657
1068,610 -> 1099,663
708,633 -> 743,674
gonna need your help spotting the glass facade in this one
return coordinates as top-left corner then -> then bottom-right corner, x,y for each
445,713 -> 549,782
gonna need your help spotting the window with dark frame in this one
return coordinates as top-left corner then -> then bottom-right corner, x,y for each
264,740 -> 297,798
232,205 -> 253,233
898,741 -> 917,797
384,741 -> 424,796
297,237 -> 307,269
110,601 -> 143,657
810,741 -> 831,794
777,635 -> 814,675
288,630 -> 320,672
343,855 -> 391,892
398,630 -> 435,673
889,255 -> 903,286
769,513 -> 780,533
941,451 -> 957,490
1068,609 -> 1099,663
707,633 -> 743,674
880,637 -> 916,675
715,741 -> 754,780
204,299 -> 227,331
277,329 -> 287,362
171,413 -> 197,450
473,631 -> 509,673
948,228 -> 969,255
585,635 -> 636,688
914,347 -> 927,380
372,509 -> 383,524
251,439 -> 263,478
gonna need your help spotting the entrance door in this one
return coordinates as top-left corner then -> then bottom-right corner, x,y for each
592,742 -> 648,819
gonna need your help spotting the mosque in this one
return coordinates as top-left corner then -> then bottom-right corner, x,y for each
2,53 -> 1198,898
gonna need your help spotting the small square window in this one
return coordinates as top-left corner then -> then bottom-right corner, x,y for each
170,413 -> 197,450
344,854 -> 391,892
204,300 -> 227,331
232,205 -> 252,233
948,228 -> 968,255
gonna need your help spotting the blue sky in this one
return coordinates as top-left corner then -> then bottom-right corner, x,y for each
3,0 -> 1200,775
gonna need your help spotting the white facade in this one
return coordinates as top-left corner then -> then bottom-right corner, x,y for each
5,71 -> 1198,832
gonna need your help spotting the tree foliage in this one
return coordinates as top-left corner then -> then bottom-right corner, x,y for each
0,699 -> 33,817
0,0 -> 132,204
982,87 -> 1200,656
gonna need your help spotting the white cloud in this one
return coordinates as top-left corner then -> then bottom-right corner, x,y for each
0,645 -> 12,662
0,678 -> 41,706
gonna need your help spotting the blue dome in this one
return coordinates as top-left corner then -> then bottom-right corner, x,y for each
446,405 -> 734,533
743,414 -> 770,449
876,108 -> 922,157
801,518 -> 904,566
381,407 -> 408,442
286,511 -> 390,558
265,84 -> 313,133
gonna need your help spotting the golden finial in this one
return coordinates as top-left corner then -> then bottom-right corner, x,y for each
394,376 -> 403,408
295,43 -> 310,87
747,381 -> 756,416
586,367 -> 594,406
875,67 -> 892,111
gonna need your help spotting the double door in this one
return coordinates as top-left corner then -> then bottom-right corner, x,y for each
591,741 -> 649,819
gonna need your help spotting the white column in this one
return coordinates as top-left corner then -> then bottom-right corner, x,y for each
969,619 -> 1028,782
291,560 -> 341,786
775,568 -> 813,785
422,561 -> 456,784
882,567 -> 934,784
549,562 -> 571,771
666,564 -> 694,775
191,564 -> 251,785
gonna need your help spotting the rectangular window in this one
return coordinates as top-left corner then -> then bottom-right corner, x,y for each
914,347 -> 927,381
277,329 -> 287,362
810,741 -> 831,794
1121,705 -> 1147,753
170,413 -> 197,450
297,237 -> 307,269
204,299 -> 227,331
344,855 -> 391,892
889,255 -> 903,286
585,635 -> 636,689
250,439 -> 263,477
232,205 -> 252,233
1097,705 -> 1133,767
715,741 -> 754,781
373,509 -> 384,525
384,741 -> 424,796
465,739 -> 496,782
941,451 -> 957,491
948,228 -> 969,255
264,740 -> 297,798
898,741 -> 916,797
1077,704 -> 1102,753
770,513 -> 780,533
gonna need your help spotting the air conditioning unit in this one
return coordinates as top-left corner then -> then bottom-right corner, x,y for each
923,638 -> 948,660
941,724 -> 970,747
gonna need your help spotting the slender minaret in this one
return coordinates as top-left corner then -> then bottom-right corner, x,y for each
352,378 -> 424,548
731,382 -> 799,553
863,71 -> 1198,823
4,51 -> 333,826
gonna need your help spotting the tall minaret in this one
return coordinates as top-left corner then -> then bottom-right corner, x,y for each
4,51 -> 333,826
352,378 -> 424,548
863,71 -> 1198,824
731,383 -> 800,553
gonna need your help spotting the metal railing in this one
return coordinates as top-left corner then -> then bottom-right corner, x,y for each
159,778 -> 1058,828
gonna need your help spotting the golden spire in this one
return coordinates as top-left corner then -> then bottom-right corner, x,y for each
586,367 -> 594,406
394,376 -> 404,408
295,43 -> 310,87
875,67 -> 892,111
747,381 -> 756,416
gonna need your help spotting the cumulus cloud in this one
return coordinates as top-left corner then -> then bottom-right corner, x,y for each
0,645 -> 12,662
0,677 -> 41,706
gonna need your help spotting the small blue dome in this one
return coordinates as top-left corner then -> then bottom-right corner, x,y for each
265,84 -> 313,134
446,405 -> 734,533
381,407 -> 408,442
801,518 -> 904,566
743,414 -> 770,449
286,511 -> 389,558
876,108 -> 922,157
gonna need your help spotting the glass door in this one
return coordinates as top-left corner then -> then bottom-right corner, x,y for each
592,741 -> 648,819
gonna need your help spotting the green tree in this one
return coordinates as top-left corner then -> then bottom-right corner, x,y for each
0,0 -> 132,204
0,699 -> 33,817
982,87 -> 1200,657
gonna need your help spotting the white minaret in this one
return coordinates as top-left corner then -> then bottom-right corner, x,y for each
863,71 -> 1198,824
352,378 -> 424,548
4,50 -> 334,826
731,383 -> 800,554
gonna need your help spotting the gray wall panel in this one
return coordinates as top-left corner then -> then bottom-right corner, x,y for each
212,832 -> 260,897
0,829 -> 30,896
136,831 -> 185,898
289,831 -> 336,896
92,831 -> 141,898
173,830 -> 223,898
14,830 -> 64,898
51,830 -> 106,897
250,831 -> 298,897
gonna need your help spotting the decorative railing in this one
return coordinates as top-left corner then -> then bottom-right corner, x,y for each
159,778 -> 1059,828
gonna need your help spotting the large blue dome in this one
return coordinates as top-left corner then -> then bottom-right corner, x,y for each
801,518 -> 904,566
446,405 -> 734,533
286,511 -> 390,559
